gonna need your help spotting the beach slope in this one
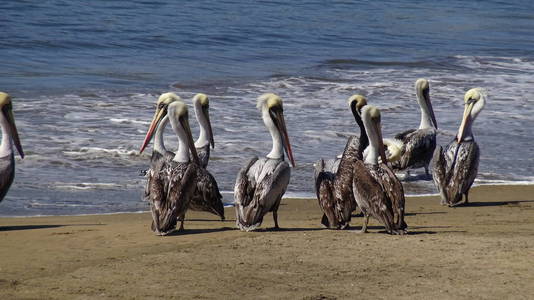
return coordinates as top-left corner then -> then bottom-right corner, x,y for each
1,184 -> 533,299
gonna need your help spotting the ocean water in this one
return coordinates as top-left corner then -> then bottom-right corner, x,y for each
1,0 -> 534,216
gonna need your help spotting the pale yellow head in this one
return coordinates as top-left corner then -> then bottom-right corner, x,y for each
347,94 -> 367,111
193,93 -> 209,107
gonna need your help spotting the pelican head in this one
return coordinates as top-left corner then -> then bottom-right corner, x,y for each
457,88 -> 486,143
140,93 -> 181,153
415,78 -> 438,129
348,94 -> 367,125
0,92 -> 24,158
257,93 -> 296,167
192,93 -> 214,149
361,105 -> 387,165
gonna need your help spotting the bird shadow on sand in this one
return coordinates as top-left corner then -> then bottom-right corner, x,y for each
453,200 -> 534,207
165,226 -> 235,236
405,211 -> 447,216
0,223 -> 104,232
186,218 -> 235,222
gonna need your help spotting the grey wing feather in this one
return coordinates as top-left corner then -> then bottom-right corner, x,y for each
235,158 -> 290,230
393,128 -> 436,171
432,140 -> 479,205
189,168 -> 225,219
234,157 -> 259,208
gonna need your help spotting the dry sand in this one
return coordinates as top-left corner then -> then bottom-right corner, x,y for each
1,184 -> 533,299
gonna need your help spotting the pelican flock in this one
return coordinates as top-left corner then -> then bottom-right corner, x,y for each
385,78 -> 438,176
129,81 -> 487,235
432,88 -> 486,206
234,93 -> 296,231
0,92 -> 24,203
140,93 -> 223,234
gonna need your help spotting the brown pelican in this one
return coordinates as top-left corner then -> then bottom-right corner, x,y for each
0,92 -> 24,203
187,93 -> 224,220
352,105 -> 407,234
432,88 -> 486,206
234,93 -> 296,231
386,78 -> 438,176
142,100 -> 200,235
192,93 -> 214,168
314,95 -> 368,229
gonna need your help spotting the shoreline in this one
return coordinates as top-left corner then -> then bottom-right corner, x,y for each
2,182 -> 533,218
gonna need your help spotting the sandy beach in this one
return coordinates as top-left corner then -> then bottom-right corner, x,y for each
1,184 -> 533,299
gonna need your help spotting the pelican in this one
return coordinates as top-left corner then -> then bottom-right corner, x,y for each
141,100 -> 200,234
192,93 -> 214,168
234,93 -> 296,231
432,88 -> 486,206
314,95 -> 368,229
352,105 -> 407,234
0,92 -> 24,203
385,78 -> 438,176
187,93 -> 224,220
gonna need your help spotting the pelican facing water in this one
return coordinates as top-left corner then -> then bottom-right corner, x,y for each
0,92 -> 24,203
432,88 -> 486,206
385,78 -> 438,176
352,105 -> 407,234
234,93 -> 296,231
314,95 -> 368,229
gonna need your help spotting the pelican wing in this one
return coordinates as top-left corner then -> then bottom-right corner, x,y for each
394,129 -> 417,141
392,128 -> 436,170
235,158 -> 290,230
152,162 -> 197,233
0,154 -> 15,202
378,163 -> 407,231
352,161 -> 396,233
314,159 -> 337,228
434,140 -> 479,205
189,168 -> 224,219
234,157 -> 259,208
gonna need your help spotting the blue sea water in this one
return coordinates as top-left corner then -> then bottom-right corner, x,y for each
1,0 -> 534,216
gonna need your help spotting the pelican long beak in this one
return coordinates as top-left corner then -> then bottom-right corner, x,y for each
457,101 -> 474,143
424,88 -> 438,129
140,108 -> 166,153
203,105 -> 215,149
180,115 -> 200,165
2,107 -> 24,158
270,109 -> 296,167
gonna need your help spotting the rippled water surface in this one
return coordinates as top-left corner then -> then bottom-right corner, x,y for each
1,0 -> 534,216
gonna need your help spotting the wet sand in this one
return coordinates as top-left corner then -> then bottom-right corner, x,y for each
1,184 -> 533,299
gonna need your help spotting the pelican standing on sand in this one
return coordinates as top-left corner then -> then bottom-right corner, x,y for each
234,93 -> 296,231
385,78 -> 438,176
352,105 -> 407,234
314,95 -> 368,229
0,92 -> 24,203
188,93 -> 224,219
432,88 -> 486,206
192,93 -> 214,168
142,100 -> 200,235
